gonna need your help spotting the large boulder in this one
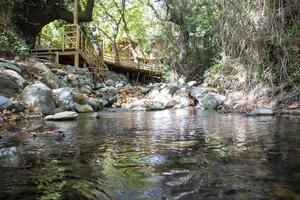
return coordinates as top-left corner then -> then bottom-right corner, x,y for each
74,103 -> 94,113
0,61 -> 22,74
199,96 -> 218,109
22,82 -> 56,115
198,92 -> 226,109
0,96 -> 13,112
87,98 -> 104,111
27,62 -> 66,89
130,100 -> 147,111
52,87 -> 75,110
45,111 -> 78,121
1,69 -> 25,87
190,87 -> 209,102
0,74 -> 20,97
72,92 -> 87,104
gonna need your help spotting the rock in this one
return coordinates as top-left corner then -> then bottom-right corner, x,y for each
248,108 -> 274,116
139,87 -> 151,94
22,82 -> 56,115
27,61 -> 66,89
148,88 -> 160,99
45,111 -> 78,121
98,99 -> 110,107
199,96 -> 218,109
148,101 -> 165,110
115,82 -> 124,88
165,99 -> 178,109
174,97 -> 194,108
87,98 -> 103,111
190,87 -> 208,102
93,83 -> 105,90
187,81 -> 197,87
52,87 -> 75,110
0,96 -> 13,112
102,92 -> 117,105
98,87 -> 109,93
66,65 -> 77,73
160,85 -> 179,97
130,100 -> 147,111
1,69 -> 25,87
80,85 -> 92,94
10,103 -> 25,112
74,103 -> 94,113
291,109 -> 300,115
0,61 -> 21,74
0,74 -> 20,97
72,92 -> 87,104
204,93 -> 226,105
105,79 -> 114,87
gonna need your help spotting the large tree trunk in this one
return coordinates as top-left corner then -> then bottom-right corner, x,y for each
12,0 -> 95,48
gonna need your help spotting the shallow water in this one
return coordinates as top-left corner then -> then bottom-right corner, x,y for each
0,108 -> 300,200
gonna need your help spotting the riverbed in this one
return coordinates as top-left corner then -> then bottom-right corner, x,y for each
1,108 -> 300,200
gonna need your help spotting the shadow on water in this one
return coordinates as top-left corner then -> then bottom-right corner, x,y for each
0,108 -> 300,200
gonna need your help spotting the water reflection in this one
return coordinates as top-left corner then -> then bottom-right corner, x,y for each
0,109 -> 300,199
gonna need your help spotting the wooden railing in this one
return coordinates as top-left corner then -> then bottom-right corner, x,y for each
103,54 -> 157,72
62,25 -> 108,78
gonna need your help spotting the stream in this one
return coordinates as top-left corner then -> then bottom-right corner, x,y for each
0,108 -> 300,200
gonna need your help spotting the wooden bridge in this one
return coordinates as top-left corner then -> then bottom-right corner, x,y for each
31,25 -> 160,82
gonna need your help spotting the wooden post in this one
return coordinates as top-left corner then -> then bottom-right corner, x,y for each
55,52 -> 59,64
75,53 -> 79,67
73,0 -> 78,25
73,0 -> 80,67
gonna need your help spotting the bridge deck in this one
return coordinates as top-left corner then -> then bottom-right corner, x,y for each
31,25 -> 159,81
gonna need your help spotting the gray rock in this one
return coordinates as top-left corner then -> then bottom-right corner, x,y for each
291,110 -> 300,115
93,83 -> 105,90
248,108 -> 274,116
148,88 -> 160,99
190,87 -> 208,101
72,92 -> 87,104
74,103 -> 94,113
204,93 -> 226,105
0,74 -> 20,97
0,62 -> 21,74
105,79 -> 115,87
199,95 -> 218,109
28,62 -> 66,89
66,65 -> 77,73
187,81 -> 197,87
45,111 -> 78,121
165,99 -> 177,109
148,101 -> 165,110
2,69 -> 25,87
87,98 -> 103,111
0,96 -> 13,112
130,100 -> 147,111
22,82 -> 56,115
52,87 -> 75,110
80,85 -> 92,94
139,87 -> 151,94
174,97 -> 193,108
102,92 -> 117,104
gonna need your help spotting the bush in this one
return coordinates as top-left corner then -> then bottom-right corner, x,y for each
0,29 -> 29,57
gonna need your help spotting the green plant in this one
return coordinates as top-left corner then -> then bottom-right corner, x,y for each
0,29 -> 29,57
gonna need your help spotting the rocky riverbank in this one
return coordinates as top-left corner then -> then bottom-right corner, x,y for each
1,58 -> 299,127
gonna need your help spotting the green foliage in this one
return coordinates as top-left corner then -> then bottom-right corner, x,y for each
155,62 -> 172,80
0,29 -> 29,56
